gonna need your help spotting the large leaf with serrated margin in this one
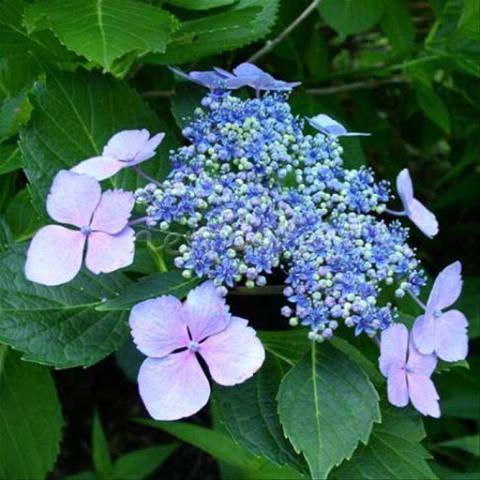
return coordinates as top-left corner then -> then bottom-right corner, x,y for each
277,342 -> 381,480
20,69 -> 177,216
332,406 -> 437,479
216,353 -> 306,472
23,0 -> 179,71
0,0 -> 75,64
0,346 -> 63,479
0,245 -> 131,368
147,0 -> 279,64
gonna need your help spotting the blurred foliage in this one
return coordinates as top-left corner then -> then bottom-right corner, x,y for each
0,0 -> 478,479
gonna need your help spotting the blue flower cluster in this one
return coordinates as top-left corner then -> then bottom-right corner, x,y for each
135,71 -> 425,340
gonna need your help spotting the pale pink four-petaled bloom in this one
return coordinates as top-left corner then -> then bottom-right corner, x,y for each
396,168 -> 439,238
380,323 -> 440,418
25,170 -> 135,286
129,281 -> 265,421
412,261 -> 468,362
72,129 -> 165,181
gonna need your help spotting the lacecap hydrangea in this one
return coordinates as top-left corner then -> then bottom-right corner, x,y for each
135,66 -> 425,341
25,63 -> 468,419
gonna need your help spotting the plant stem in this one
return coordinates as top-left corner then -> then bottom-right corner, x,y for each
132,165 -> 162,186
129,216 -> 148,226
306,75 -> 406,95
406,288 -> 427,311
385,207 -> 407,216
247,0 -> 322,63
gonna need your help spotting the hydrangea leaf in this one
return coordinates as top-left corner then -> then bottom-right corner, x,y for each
0,0 -> 76,64
0,144 -> 22,175
0,244 -> 131,368
170,83 -> 206,129
318,0 -> 384,36
23,0 -> 179,71
439,435 -> 480,457
96,271 -> 199,311
166,0 -> 238,10
277,342 -> 381,480
147,0 -> 280,64
332,406 -> 437,479
20,69 -> 176,215
0,346 -> 63,479
5,188 -> 44,242
215,353 -> 307,472
139,420 -> 306,479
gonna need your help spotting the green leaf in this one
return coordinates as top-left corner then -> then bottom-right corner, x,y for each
426,0 -> 480,77
333,406 -> 437,480
216,354 -> 306,471
24,0 -> 179,72
439,435 -> 480,457
415,82 -> 451,133
0,244 -> 131,368
0,345 -> 63,479
0,144 -> 22,175
147,0 -> 280,64
112,444 -> 178,480
65,471 -> 97,480
92,413 -> 113,478
0,0 -> 75,64
260,328 -> 382,386
139,420 -> 305,479
96,271 -> 199,311
318,0 -> 384,36
0,93 -> 32,141
0,172 -> 17,212
170,83 -> 205,130
20,68 -> 174,213
0,215 -> 14,253
167,0 -> 238,10
380,0 -> 415,53
5,188 -> 44,242
277,342 -> 381,479
458,277 -> 480,339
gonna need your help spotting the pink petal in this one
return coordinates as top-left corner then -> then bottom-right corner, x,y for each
71,156 -> 124,181
412,314 -> 436,355
46,170 -> 101,228
85,227 -> 135,274
379,323 -> 408,377
427,261 -> 463,313
407,337 -> 437,377
138,352 -> 210,421
25,225 -> 85,286
129,296 -> 190,358
103,129 -> 150,162
396,169 -> 414,209
199,316 -> 265,386
90,190 -> 135,234
407,373 -> 441,418
184,281 -> 231,342
130,132 -> 165,165
387,365 -> 409,408
409,199 -> 439,238
435,310 -> 468,362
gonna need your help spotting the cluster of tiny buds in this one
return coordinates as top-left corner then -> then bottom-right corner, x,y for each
135,90 -> 425,340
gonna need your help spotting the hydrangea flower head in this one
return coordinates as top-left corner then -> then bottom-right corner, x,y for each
396,168 -> 439,237
129,281 -> 265,420
72,129 -> 165,181
306,114 -> 370,137
380,323 -> 440,418
412,261 -> 468,361
25,170 -> 135,286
